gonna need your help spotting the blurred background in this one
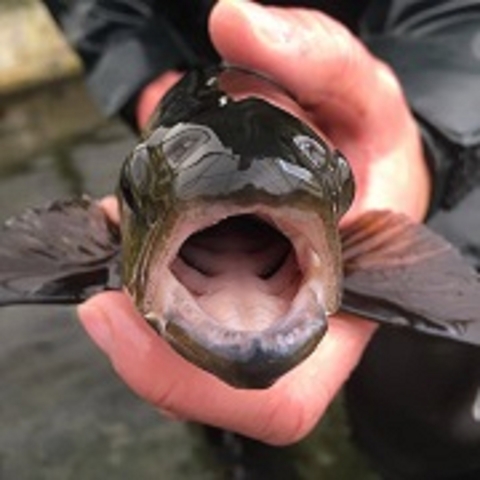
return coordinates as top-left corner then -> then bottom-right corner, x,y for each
0,1 -> 382,478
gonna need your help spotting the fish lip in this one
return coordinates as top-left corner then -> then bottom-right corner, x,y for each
146,278 -> 328,388
148,298 -> 327,389
139,203 -> 340,388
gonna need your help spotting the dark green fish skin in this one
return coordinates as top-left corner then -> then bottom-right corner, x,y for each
0,66 -> 479,390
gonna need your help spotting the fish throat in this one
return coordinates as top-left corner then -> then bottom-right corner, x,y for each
171,214 -> 301,332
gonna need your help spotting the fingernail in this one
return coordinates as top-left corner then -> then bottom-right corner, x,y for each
78,302 -> 113,353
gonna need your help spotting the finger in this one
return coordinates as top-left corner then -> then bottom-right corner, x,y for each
78,291 -> 375,444
209,0 -> 406,148
136,70 -> 184,129
99,195 -> 120,224
209,2 -> 430,222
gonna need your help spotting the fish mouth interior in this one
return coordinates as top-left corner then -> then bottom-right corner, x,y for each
143,208 -> 332,388
169,214 -> 302,332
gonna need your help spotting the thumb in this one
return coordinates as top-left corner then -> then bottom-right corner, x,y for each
209,0 -> 404,147
77,291 -> 376,444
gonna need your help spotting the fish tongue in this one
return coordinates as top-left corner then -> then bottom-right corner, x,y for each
197,274 -> 292,332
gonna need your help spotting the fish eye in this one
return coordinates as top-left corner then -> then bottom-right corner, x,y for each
333,149 -> 353,185
162,128 -> 210,168
119,148 -> 152,217
293,134 -> 327,169
332,149 -> 355,215
119,166 -> 139,215
129,147 -> 151,188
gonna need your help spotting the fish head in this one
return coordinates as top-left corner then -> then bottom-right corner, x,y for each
117,66 -> 354,388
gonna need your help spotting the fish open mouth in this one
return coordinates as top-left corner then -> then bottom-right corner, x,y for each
171,215 -> 302,332
142,205 -> 339,388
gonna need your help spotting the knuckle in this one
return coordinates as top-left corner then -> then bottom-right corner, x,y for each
256,391 -> 318,445
375,59 -> 404,99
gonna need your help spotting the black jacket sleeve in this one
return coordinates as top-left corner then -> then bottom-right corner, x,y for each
42,0 -> 218,121
360,0 -> 480,211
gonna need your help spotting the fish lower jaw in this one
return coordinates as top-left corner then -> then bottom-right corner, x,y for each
144,275 -> 327,389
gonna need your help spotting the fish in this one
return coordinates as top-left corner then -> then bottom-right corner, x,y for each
0,66 -> 479,389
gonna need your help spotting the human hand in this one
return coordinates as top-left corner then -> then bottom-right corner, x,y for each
78,0 -> 430,445
136,70 -> 183,129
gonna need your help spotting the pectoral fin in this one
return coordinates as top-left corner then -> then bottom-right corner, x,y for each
341,211 -> 480,346
0,197 -> 121,306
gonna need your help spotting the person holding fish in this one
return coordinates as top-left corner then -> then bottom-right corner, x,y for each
35,0 -> 480,478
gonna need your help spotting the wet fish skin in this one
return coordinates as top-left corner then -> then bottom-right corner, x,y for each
116,66 -> 356,387
118,66 -> 354,309
0,67 -> 479,389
